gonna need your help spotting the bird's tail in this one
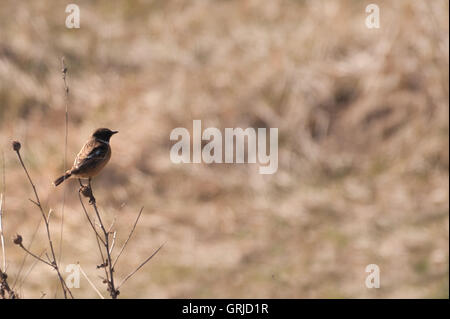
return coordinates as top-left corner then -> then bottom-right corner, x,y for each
53,172 -> 72,187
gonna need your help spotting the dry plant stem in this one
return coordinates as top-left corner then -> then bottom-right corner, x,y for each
18,250 -> 45,290
78,179 -> 118,298
77,181 -> 164,297
109,231 -> 117,254
78,190 -> 106,246
0,156 -> 15,299
91,193 -> 118,298
1,153 -> 5,272
17,243 -> 52,267
112,207 -> 143,270
77,185 -> 110,283
0,267 -> 18,299
0,194 -> 6,272
0,193 -> 16,298
13,147 -> 73,299
58,57 -> 70,264
78,263 -> 105,299
117,242 -> 165,290
12,218 -> 42,289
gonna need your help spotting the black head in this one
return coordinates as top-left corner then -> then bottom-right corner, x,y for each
92,128 -> 118,142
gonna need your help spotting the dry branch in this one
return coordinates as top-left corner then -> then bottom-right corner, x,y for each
78,179 -> 119,298
12,141 -> 73,299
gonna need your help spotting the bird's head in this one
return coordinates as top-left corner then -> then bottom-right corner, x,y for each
92,128 -> 118,142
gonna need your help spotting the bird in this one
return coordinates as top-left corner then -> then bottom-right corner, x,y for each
53,128 -> 118,187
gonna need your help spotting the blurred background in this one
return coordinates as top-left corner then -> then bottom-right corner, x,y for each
0,0 -> 448,298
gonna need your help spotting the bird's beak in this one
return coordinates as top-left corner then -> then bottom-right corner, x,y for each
112,131 -> 119,135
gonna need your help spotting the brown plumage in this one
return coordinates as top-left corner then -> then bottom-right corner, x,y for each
53,128 -> 118,186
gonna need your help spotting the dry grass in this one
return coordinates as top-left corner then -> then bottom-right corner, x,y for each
0,0 -> 448,298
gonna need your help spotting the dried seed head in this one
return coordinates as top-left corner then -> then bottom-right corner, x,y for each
12,141 -> 21,152
13,234 -> 23,245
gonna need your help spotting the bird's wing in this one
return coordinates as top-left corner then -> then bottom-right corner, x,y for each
72,139 -> 109,173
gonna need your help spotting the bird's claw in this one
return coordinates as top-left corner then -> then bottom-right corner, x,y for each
79,185 -> 96,204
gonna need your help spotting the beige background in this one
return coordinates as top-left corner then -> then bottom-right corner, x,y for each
0,0 -> 448,298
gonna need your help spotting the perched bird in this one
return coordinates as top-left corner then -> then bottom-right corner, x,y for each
53,128 -> 118,186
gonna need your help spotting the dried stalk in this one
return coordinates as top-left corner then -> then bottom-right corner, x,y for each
58,56 -> 70,264
12,141 -> 73,298
117,242 -> 165,290
0,194 -> 6,272
0,267 -> 18,299
78,263 -> 105,299
112,207 -> 143,270
79,183 -> 164,298
0,188 -> 17,299
78,180 -> 118,298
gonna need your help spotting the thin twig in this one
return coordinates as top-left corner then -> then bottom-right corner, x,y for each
12,143 -> 73,298
12,218 -> 42,289
78,181 -> 117,297
58,57 -> 70,265
116,242 -> 165,290
93,225 -> 110,283
15,148 -> 43,215
0,194 -> 6,272
0,151 -> 5,272
78,190 -> 106,245
18,250 -> 45,291
77,189 -> 109,282
17,243 -> 52,267
109,231 -> 117,255
28,198 -> 40,207
107,218 -> 116,234
77,173 -> 162,297
78,263 -> 105,299
0,267 -> 18,299
91,194 -> 118,298
112,207 -> 144,270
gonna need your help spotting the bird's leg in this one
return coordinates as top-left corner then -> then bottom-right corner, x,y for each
78,178 -> 84,187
